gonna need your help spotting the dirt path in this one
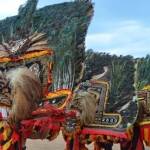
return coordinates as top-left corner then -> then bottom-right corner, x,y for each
26,134 -> 148,150
26,133 -> 117,150
26,133 -> 66,150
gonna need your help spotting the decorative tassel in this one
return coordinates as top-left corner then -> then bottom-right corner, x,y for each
94,142 -> 102,150
73,133 -> 80,150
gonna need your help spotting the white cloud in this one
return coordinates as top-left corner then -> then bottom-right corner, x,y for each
0,0 -> 72,19
0,0 -> 26,19
86,33 -> 114,45
37,0 -> 71,8
0,1 -> 149,58
86,20 -> 150,57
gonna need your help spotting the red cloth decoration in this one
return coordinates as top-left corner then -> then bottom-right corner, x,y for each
81,128 -> 129,139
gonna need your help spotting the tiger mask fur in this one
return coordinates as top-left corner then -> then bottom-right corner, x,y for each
6,67 -> 42,124
69,90 -> 99,126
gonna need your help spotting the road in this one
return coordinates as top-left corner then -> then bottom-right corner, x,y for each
26,134 -> 148,150
26,133 -> 118,150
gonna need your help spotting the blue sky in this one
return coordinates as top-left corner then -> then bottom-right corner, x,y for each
0,0 -> 150,57
86,0 -> 150,57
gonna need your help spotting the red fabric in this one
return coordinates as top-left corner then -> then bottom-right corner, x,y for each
0,112 -> 2,119
21,117 -> 61,139
32,104 -> 76,119
32,105 -> 64,116
94,142 -> 102,150
140,125 -> 144,142
73,133 -> 80,150
11,131 -> 20,143
21,107 -> 76,139
136,136 -> 144,150
81,128 -> 128,139
140,124 -> 150,146
65,138 -> 71,150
